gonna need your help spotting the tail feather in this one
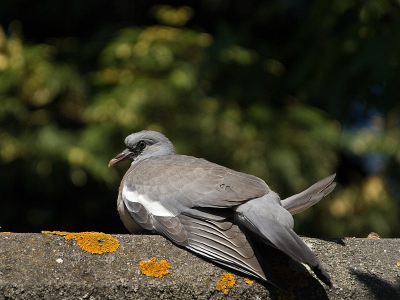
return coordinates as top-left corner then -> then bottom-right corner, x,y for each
281,174 -> 336,215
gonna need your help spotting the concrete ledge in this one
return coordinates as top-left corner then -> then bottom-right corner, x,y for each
1,233 -> 400,299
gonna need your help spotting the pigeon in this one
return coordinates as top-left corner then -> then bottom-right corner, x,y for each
109,130 -> 335,289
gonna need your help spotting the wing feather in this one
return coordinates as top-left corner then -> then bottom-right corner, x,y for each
153,215 -> 188,245
179,214 -> 267,281
124,199 -> 153,230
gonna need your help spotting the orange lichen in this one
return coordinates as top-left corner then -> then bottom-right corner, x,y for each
41,231 -> 119,254
139,257 -> 170,278
244,277 -> 255,284
216,273 -> 236,295
42,231 -> 70,235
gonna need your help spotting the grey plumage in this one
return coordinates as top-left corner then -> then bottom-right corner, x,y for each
109,130 -> 335,289
281,173 -> 336,215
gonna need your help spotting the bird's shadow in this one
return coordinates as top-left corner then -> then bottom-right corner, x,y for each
257,245 -> 329,299
351,269 -> 400,299
316,237 -> 346,246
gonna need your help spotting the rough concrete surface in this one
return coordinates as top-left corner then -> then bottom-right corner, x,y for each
0,233 -> 399,299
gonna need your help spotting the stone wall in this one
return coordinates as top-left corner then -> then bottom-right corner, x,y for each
1,233 -> 399,299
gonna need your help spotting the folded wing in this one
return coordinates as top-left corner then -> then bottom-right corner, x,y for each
123,155 -> 270,212
123,198 -> 288,289
235,196 -> 332,287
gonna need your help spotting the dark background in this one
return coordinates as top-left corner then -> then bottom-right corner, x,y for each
1,0 -> 399,237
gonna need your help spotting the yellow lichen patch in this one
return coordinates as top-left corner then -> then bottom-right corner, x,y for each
139,257 -> 170,278
397,262 -> 400,267
244,277 -> 255,285
41,231 -> 119,254
65,232 -> 120,254
216,273 -> 236,295
42,231 -> 70,236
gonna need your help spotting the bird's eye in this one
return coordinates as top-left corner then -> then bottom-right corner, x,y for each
137,140 -> 146,150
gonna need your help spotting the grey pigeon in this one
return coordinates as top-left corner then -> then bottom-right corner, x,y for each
109,130 -> 335,289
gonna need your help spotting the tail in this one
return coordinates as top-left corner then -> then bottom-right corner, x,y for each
281,174 -> 336,215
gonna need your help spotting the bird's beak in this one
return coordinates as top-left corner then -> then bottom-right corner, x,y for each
108,149 -> 132,167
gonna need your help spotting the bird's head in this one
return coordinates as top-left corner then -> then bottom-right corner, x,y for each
108,130 -> 175,167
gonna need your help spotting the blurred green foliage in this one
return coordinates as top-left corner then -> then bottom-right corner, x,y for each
0,1 -> 399,237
